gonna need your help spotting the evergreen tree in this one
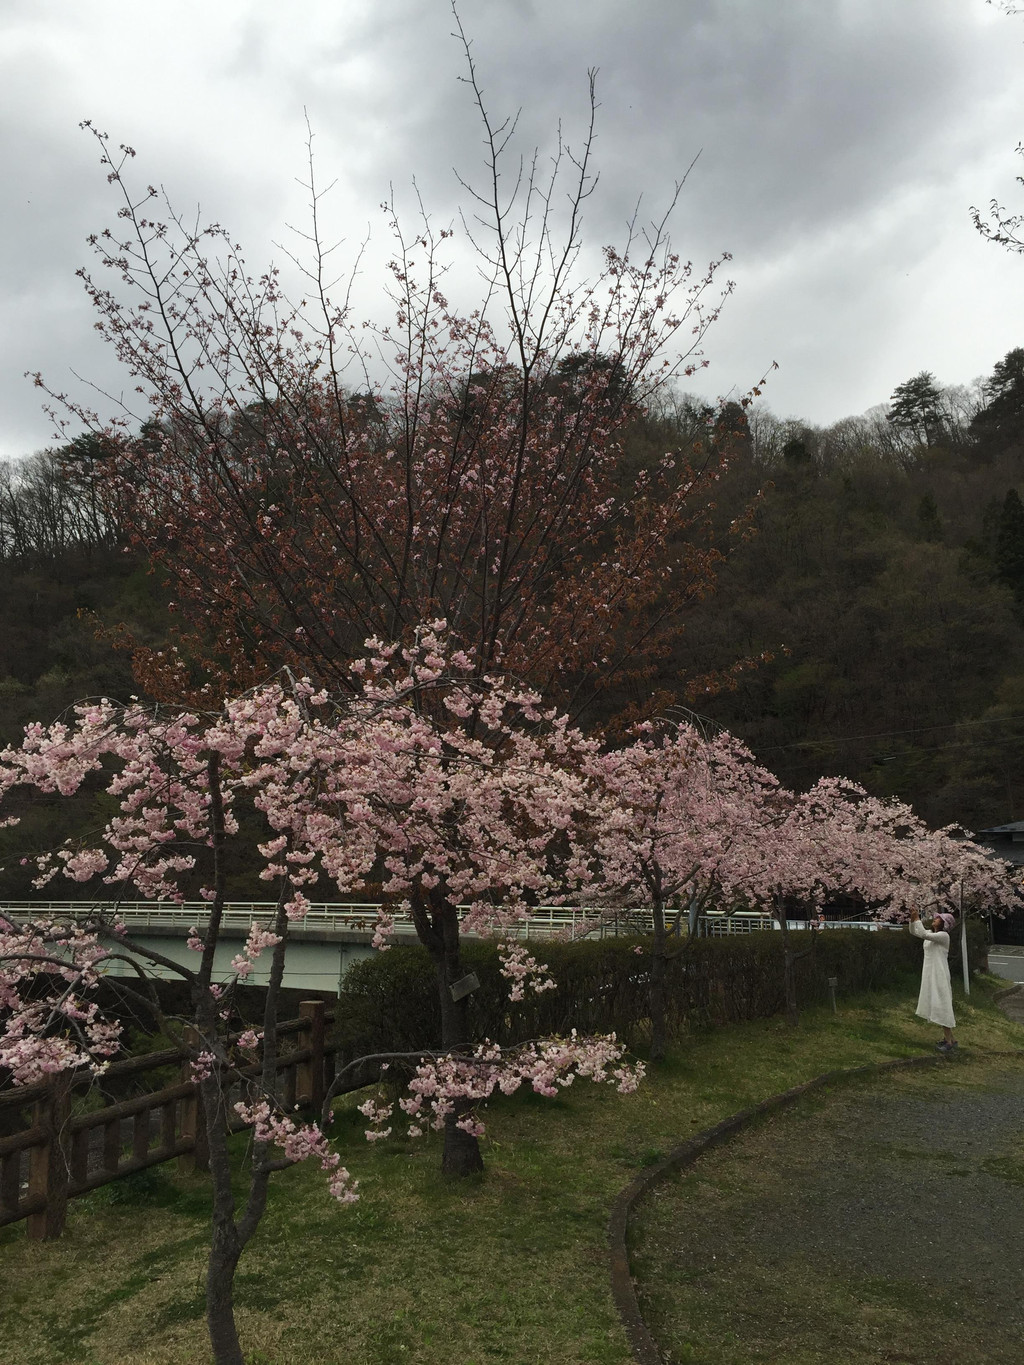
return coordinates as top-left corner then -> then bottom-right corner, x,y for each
886,371 -> 946,447
971,347 -> 1024,449
782,437 -> 812,468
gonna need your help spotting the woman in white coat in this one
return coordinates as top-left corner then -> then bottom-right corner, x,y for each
909,908 -> 957,1052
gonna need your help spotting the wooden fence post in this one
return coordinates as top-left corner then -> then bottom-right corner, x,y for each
178,1026 -> 209,1174
26,1072 -> 72,1241
296,1000 -> 325,1113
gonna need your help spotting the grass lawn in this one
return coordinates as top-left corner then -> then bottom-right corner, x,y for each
1,976 -> 1022,1364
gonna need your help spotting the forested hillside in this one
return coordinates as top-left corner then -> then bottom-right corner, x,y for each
3,353 -> 1024,899
665,355 -> 1024,829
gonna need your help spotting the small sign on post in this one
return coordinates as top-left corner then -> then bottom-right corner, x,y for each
450,973 -> 481,1002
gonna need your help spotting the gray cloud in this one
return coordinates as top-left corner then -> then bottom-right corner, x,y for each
2,0 -> 1023,454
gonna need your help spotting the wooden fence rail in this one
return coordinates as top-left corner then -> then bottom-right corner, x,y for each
0,1000 -> 334,1241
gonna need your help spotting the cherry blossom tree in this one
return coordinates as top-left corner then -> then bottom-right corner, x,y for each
723,777 -> 1022,1024
586,721 -> 780,1058
710,776 -> 857,1024
587,721 -> 1022,1035
302,623 -> 612,1174
0,636 -> 643,1364
32,22 -> 755,718
814,788 -> 1022,925
0,682 -> 370,1364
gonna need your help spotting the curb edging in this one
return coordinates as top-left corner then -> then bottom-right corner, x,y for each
607,1053 -> 941,1365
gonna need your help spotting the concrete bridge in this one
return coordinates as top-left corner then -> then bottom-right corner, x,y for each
4,900 -> 900,992
1,900 -> 676,993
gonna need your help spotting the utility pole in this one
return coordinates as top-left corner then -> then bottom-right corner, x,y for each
960,881 -> 970,997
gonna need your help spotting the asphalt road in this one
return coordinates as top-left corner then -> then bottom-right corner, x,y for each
987,943 -> 1024,984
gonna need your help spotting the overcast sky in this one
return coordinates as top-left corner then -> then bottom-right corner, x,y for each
2,0 -> 1023,457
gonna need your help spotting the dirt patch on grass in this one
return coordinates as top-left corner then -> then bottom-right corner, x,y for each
630,1056 -> 1024,1365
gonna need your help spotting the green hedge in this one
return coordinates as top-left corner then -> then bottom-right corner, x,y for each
333,921 -> 989,1061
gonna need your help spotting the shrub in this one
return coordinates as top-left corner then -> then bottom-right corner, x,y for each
333,921 -> 984,1060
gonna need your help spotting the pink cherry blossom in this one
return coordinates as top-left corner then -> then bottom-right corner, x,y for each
359,1033 -> 644,1142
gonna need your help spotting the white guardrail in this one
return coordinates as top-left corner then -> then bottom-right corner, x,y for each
0,901 -> 903,939
0,900 -> 648,939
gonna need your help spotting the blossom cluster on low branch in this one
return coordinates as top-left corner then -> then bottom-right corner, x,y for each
234,1100 -> 359,1204
359,1033 -> 644,1142
0,913 -> 121,1084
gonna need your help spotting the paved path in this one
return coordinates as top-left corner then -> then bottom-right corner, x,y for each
633,1053 -> 1024,1364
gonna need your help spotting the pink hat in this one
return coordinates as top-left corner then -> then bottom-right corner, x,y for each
936,912 -> 956,933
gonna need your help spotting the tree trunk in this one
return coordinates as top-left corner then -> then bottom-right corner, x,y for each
194,760 -> 249,1363
200,1073 -> 247,1365
206,1214 -> 245,1365
440,1104 -> 485,1177
649,899 -> 668,1062
201,882 -> 290,1364
418,895 -> 484,1178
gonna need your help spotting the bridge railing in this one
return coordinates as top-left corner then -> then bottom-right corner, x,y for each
1,899 -> 398,935
0,900 -> 653,939
1,900 -> 904,939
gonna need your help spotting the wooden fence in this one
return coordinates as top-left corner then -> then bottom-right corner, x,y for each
0,1000 -> 334,1241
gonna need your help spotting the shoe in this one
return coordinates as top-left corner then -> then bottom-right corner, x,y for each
936,1041 -> 959,1053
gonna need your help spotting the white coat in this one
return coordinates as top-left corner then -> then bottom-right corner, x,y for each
910,919 -> 956,1028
